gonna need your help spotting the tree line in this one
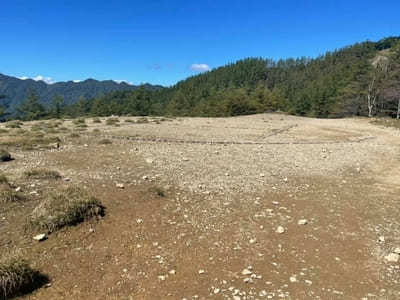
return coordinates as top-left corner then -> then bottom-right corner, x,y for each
3,36 -> 400,121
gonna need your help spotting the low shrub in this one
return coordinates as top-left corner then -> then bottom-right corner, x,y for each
92,118 -> 102,123
27,186 -> 104,233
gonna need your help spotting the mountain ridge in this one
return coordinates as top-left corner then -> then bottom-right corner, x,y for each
0,73 -> 163,111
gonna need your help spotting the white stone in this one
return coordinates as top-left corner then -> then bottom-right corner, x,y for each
276,226 -> 285,234
385,253 -> 400,263
33,234 -> 46,241
116,183 -> 124,189
241,269 -> 252,275
393,247 -> 400,254
298,219 -> 308,225
198,269 -> 205,274
145,158 -> 154,164
289,276 -> 298,283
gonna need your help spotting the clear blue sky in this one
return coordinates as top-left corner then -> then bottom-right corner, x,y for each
1,0 -> 399,86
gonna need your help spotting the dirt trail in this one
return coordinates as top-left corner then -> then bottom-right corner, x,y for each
1,114 -> 400,299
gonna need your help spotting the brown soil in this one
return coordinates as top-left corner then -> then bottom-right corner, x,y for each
1,114 -> 400,299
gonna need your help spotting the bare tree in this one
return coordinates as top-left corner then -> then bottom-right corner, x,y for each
367,55 -> 389,117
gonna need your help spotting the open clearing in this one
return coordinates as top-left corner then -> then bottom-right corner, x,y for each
1,113 -> 400,299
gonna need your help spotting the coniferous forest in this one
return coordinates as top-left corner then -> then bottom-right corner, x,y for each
3,36 -> 400,120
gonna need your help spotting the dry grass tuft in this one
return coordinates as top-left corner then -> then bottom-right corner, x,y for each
24,169 -> 61,180
0,184 -> 24,203
98,139 -> 112,145
27,186 -> 104,233
105,118 -> 120,126
5,121 -> 23,129
0,254 -> 48,299
0,150 -> 11,162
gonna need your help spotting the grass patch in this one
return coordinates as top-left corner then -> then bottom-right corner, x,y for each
0,184 -> 24,203
72,118 -> 86,125
68,133 -> 80,138
0,150 -> 11,162
124,119 -> 135,123
27,186 -> 104,233
5,121 -> 23,129
98,139 -> 112,145
136,117 -> 149,124
24,169 -> 61,180
149,186 -> 166,197
0,255 -> 48,299
105,118 -> 120,126
0,136 -> 60,150
0,174 -> 8,185
92,118 -> 102,123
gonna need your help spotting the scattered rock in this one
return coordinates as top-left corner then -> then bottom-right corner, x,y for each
385,253 -> 400,263
116,183 -> 125,189
198,269 -> 205,274
276,226 -> 285,234
394,247 -> 400,254
241,268 -> 252,275
298,219 -> 308,225
146,158 -> 154,164
378,236 -> 385,243
33,233 -> 47,241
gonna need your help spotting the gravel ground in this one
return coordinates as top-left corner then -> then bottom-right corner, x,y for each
1,113 -> 400,299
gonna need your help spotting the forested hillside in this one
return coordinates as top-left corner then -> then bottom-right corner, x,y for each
3,37 -> 400,120
0,73 -> 161,114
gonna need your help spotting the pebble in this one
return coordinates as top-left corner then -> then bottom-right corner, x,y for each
116,183 -> 124,189
276,226 -> 285,234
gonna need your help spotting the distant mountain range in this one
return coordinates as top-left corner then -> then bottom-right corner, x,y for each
0,73 -> 163,111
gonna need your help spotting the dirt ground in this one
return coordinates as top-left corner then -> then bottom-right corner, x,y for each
1,113 -> 400,299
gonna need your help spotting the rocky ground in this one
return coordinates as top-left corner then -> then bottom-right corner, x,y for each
1,113 -> 400,299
